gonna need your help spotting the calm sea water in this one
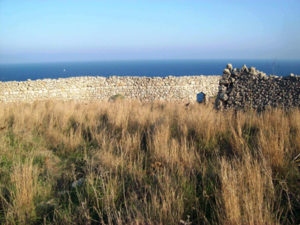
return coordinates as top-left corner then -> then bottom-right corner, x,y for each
0,59 -> 300,82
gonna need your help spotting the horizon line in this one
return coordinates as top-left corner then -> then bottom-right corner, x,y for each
1,58 -> 300,65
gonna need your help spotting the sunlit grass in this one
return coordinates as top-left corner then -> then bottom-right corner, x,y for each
0,100 -> 299,224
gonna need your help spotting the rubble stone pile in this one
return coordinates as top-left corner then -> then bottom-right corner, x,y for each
215,64 -> 300,111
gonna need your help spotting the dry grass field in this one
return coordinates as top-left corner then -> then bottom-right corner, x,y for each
0,100 -> 299,225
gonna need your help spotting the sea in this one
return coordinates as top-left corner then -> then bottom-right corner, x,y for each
0,59 -> 300,82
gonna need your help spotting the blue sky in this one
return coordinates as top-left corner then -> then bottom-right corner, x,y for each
0,0 -> 299,63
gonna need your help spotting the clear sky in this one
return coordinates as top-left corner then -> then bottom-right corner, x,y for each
0,0 -> 300,63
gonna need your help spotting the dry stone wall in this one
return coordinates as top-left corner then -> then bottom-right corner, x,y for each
215,64 -> 300,111
0,76 -> 221,103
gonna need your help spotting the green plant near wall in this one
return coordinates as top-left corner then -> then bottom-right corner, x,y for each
109,94 -> 125,102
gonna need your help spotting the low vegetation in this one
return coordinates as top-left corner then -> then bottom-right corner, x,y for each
0,100 -> 299,225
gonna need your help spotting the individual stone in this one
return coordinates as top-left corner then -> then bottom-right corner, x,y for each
219,78 -> 229,85
258,72 -> 267,79
241,64 -> 249,73
231,70 -> 239,77
223,68 -> 231,75
226,64 -> 233,71
219,85 -> 227,92
249,67 -> 257,74
219,92 -> 228,101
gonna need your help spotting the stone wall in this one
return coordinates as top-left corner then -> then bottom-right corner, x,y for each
215,64 -> 300,111
0,75 -> 221,103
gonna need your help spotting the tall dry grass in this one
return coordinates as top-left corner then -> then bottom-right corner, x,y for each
220,154 -> 276,225
7,160 -> 39,223
0,100 -> 299,224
